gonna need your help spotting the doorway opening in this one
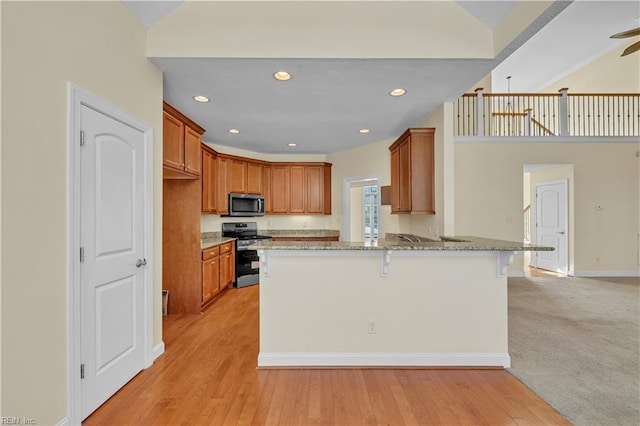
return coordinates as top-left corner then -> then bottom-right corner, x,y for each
523,164 -> 573,277
343,175 -> 381,242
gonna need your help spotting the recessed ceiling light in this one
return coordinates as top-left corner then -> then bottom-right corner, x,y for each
287,143 -> 297,147
389,88 -> 406,97
359,128 -> 370,134
274,71 -> 291,81
228,129 -> 240,134
193,95 -> 210,103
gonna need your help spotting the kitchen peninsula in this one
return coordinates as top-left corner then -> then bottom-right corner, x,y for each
253,235 -> 552,369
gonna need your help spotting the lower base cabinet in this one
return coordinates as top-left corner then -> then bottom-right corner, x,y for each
201,241 -> 235,308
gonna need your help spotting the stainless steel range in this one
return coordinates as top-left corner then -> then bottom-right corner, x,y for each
222,222 -> 273,288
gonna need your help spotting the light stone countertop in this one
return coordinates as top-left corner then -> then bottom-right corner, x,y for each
201,237 -> 236,250
250,236 -> 553,252
258,229 -> 340,238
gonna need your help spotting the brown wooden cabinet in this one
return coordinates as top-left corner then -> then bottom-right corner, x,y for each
163,102 -> 205,179
202,147 -> 217,213
163,111 -> 184,172
270,165 -> 290,213
263,165 -> 272,213
198,146 -> 331,216
229,159 -> 248,193
247,161 -> 263,194
289,165 -> 306,214
217,156 -> 231,214
201,241 -> 235,309
389,128 -> 435,214
306,165 -> 323,214
184,126 -> 202,176
201,246 -> 220,306
219,242 -> 235,289
268,163 -> 332,214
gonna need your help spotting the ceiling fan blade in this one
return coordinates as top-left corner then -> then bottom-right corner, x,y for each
621,40 -> 640,57
610,27 -> 640,39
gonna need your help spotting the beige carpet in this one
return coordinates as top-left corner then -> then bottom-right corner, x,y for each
508,276 -> 640,426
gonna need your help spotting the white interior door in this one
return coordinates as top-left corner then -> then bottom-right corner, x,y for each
80,105 -> 146,419
535,180 -> 568,274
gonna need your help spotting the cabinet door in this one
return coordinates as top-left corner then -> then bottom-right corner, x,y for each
306,165 -> 324,214
201,150 -> 217,213
323,164 -> 332,214
398,141 -> 411,212
247,162 -> 263,195
217,157 -> 231,214
163,111 -> 184,171
184,126 -> 202,176
220,252 -> 232,288
229,159 -> 248,193
202,257 -> 220,306
390,148 -> 400,212
270,166 -> 290,213
289,165 -> 306,213
263,165 -> 272,213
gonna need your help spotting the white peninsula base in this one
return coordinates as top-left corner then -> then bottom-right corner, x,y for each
257,249 -> 514,368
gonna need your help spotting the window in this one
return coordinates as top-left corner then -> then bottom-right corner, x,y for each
363,186 -> 379,242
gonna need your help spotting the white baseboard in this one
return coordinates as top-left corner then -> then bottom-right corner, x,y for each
574,270 -> 640,277
258,352 -> 510,368
153,341 -> 165,361
56,417 -> 70,426
508,271 -> 526,278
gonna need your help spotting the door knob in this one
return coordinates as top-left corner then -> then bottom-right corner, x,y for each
136,258 -> 147,268
556,231 -> 565,235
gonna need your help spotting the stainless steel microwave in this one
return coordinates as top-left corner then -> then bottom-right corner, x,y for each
226,193 -> 265,217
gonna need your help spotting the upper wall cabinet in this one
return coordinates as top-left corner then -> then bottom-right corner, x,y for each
269,163 -> 332,215
201,145 -> 217,213
247,161 -> 263,195
229,159 -> 248,193
389,128 -> 435,214
163,101 -> 206,179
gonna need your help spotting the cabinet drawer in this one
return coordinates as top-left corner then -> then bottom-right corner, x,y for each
220,241 -> 234,254
202,246 -> 220,261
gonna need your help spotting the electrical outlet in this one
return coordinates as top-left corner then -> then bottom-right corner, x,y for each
367,320 -> 377,334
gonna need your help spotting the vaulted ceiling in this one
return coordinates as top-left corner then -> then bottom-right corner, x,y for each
124,1 -> 638,154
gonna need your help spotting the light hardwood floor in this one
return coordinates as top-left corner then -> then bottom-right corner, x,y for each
84,285 -> 568,425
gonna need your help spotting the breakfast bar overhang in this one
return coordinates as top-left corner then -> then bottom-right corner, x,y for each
253,237 -> 552,369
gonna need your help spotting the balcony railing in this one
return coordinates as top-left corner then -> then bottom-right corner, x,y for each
454,88 -> 640,138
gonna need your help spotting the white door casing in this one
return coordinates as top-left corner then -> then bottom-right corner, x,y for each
535,180 -> 568,274
342,175 -> 381,242
68,84 -> 154,425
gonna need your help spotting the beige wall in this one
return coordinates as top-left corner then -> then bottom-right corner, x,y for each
148,1 -> 493,59
541,45 -> 640,93
1,2 -> 162,423
529,165 -> 575,273
327,138 -> 410,239
455,142 -> 639,275
260,251 -> 509,364
523,172 -> 531,209
349,187 -> 365,241
0,0 -> 3,412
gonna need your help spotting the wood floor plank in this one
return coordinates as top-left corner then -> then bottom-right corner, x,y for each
83,285 -> 569,426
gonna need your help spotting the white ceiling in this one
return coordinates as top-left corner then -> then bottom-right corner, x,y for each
125,0 -> 638,153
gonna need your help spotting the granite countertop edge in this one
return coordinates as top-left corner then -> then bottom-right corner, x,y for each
260,229 -> 340,238
250,236 -> 554,252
